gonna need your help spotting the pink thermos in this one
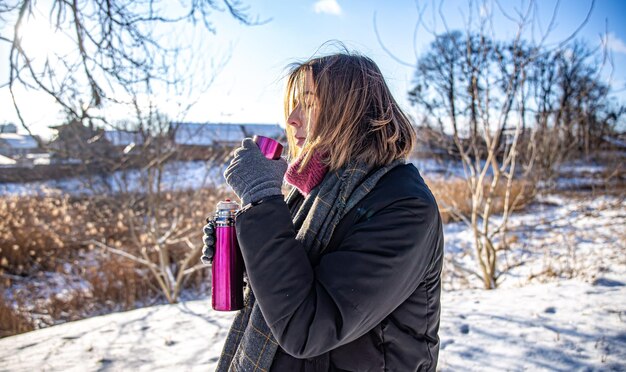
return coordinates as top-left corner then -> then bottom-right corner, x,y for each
211,136 -> 283,311
211,198 -> 243,311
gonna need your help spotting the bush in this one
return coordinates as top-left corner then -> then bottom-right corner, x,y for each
0,290 -> 33,338
2,178 -> 536,337
0,195 -> 76,275
0,187 -> 230,337
426,178 -> 535,223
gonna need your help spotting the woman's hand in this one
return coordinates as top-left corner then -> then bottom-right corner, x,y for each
200,219 -> 216,265
224,138 -> 288,206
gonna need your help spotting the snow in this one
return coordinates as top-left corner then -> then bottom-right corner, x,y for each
0,133 -> 39,150
26,153 -> 51,165
443,195 -> 626,290
103,131 -> 144,147
559,163 -> 607,174
0,301 -> 236,371
0,160 -> 228,196
0,153 -> 16,165
439,279 -> 626,371
603,135 -> 626,149
411,157 -> 466,178
1,279 -> 623,371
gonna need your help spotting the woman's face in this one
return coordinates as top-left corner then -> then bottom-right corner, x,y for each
287,69 -> 318,148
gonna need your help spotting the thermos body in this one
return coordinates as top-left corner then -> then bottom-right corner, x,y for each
210,136 -> 283,312
211,200 -> 244,311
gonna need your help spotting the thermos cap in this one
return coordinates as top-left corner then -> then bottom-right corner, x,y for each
217,199 -> 240,212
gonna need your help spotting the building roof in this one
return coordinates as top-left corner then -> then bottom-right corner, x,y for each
0,123 -> 17,133
0,133 -> 39,149
173,123 -> 285,146
104,131 -> 145,147
0,153 -> 16,165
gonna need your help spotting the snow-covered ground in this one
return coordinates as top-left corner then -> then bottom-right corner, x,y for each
0,160 -> 227,196
1,157 -> 610,196
0,158 -> 461,196
440,280 -> 626,371
1,191 -> 624,371
0,300 -> 236,372
0,277 -> 624,371
443,194 -> 626,290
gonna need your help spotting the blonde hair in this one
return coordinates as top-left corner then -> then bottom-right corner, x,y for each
284,52 -> 416,171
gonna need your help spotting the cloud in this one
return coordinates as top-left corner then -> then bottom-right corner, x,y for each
313,0 -> 342,16
607,33 -> 626,55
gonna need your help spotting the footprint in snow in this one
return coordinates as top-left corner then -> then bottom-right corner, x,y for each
459,324 -> 470,334
592,278 -> 624,287
441,339 -> 455,349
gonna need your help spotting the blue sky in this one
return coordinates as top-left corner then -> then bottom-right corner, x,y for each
1,0 -> 625,139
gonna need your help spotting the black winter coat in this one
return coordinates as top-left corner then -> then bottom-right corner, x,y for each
235,163 -> 444,371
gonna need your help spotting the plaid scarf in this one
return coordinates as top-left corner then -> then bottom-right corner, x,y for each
216,159 -> 405,372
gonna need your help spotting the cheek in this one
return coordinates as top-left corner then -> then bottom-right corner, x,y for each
306,109 -> 318,134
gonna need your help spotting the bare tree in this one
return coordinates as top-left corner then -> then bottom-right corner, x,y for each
411,30 -> 537,289
0,0 -> 264,302
85,104 -> 233,303
529,42 -> 624,180
0,0 -> 266,140
380,0 -> 611,289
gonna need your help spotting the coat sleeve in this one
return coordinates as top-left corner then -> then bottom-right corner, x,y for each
235,195 -> 440,359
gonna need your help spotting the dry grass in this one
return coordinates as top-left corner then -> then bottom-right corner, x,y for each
0,187 -> 231,338
1,195 -> 76,274
0,291 -> 33,338
426,178 -> 536,223
0,177 -> 538,337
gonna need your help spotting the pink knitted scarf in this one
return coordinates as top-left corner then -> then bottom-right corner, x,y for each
284,150 -> 329,196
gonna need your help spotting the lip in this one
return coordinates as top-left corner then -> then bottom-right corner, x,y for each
295,137 -> 306,147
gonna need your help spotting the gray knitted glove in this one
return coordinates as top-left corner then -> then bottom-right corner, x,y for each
224,138 -> 287,205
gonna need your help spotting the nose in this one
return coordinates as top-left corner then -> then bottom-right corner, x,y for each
287,104 -> 302,128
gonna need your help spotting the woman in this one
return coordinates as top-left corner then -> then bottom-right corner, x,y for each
202,52 -> 444,371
